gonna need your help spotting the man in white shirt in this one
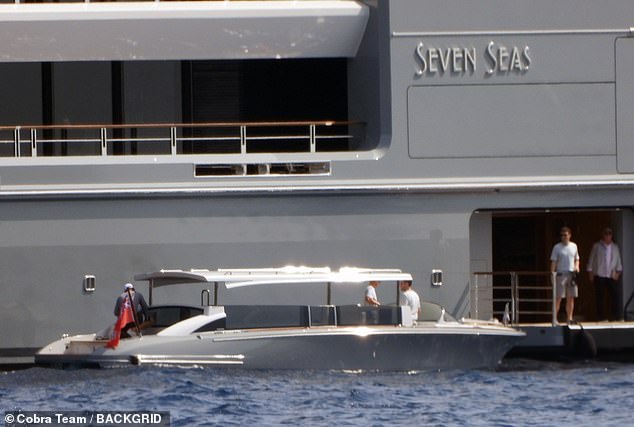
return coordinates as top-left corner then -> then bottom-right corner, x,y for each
364,281 -> 381,306
550,226 -> 580,324
399,280 -> 420,322
587,227 -> 623,320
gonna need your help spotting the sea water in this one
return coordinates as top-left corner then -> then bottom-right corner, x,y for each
1,360 -> 633,426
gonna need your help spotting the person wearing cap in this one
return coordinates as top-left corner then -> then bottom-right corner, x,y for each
399,280 -> 420,322
587,227 -> 623,320
113,283 -> 150,326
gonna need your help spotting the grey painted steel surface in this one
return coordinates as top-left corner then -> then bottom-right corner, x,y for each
36,326 -> 522,370
0,193 -> 474,350
0,1 -> 633,192
3,0 -> 634,358
616,38 -> 634,173
0,1 -> 369,62
4,189 -> 634,352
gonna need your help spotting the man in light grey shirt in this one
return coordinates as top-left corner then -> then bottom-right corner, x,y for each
364,281 -> 381,306
587,228 -> 623,320
550,227 -> 580,324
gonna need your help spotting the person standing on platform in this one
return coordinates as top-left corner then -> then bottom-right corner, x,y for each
550,227 -> 580,324
587,227 -> 623,321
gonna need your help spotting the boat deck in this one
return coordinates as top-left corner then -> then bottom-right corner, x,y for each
509,321 -> 634,360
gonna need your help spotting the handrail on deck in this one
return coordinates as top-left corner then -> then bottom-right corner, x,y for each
0,120 -> 363,159
472,271 -> 556,326
624,288 -> 634,321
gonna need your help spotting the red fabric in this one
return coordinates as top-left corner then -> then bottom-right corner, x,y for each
105,295 -> 134,349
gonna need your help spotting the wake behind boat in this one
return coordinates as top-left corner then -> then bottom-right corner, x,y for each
35,267 -> 524,370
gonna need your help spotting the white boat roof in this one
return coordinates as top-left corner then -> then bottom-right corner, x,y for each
134,267 -> 413,289
0,1 -> 369,62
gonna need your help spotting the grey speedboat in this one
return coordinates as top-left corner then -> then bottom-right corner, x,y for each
36,267 -> 524,370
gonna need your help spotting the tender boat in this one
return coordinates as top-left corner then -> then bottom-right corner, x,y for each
35,267 -> 525,370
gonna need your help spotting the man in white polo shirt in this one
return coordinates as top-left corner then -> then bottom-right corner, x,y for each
550,226 -> 580,324
399,280 -> 420,323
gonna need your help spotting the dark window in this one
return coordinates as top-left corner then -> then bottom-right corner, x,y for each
148,306 -> 203,328
194,318 -> 227,333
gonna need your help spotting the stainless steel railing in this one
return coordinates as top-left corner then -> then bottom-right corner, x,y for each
0,121 -> 363,158
472,271 -> 556,326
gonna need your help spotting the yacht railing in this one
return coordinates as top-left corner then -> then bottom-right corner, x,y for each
472,271 -> 556,326
0,121 -> 363,159
624,288 -> 634,321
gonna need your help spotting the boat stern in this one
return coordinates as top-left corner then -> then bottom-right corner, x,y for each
34,334 -> 128,368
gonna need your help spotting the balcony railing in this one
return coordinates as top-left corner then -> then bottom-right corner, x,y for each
472,271 -> 557,326
0,121 -> 364,159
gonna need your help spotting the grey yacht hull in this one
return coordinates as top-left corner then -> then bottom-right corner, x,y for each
36,325 -> 524,370
5,0 -> 634,363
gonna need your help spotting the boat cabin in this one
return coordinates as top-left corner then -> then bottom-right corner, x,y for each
132,267 -> 455,336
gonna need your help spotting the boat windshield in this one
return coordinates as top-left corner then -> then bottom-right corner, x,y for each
419,301 -> 456,322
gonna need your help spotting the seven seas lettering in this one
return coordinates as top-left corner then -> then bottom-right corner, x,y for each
415,41 -> 532,76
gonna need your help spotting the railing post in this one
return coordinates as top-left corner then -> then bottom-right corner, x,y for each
100,128 -> 107,156
473,273 -> 479,320
149,279 -> 153,306
240,125 -> 247,154
170,127 -> 177,155
14,126 -> 20,157
201,289 -> 210,307
307,305 -> 312,328
30,128 -> 37,157
550,272 -> 557,326
309,124 -> 316,153
511,272 -> 518,324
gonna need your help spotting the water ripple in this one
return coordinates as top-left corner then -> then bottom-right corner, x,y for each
1,360 -> 633,426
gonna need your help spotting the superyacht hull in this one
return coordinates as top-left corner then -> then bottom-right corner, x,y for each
4,0 -> 634,363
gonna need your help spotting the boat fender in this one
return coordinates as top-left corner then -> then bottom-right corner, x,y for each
572,325 -> 597,359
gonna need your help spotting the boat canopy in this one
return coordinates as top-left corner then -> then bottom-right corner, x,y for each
134,267 -> 413,289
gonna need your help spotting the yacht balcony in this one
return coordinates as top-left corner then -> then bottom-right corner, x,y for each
0,121 -> 368,177
0,1 -> 369,62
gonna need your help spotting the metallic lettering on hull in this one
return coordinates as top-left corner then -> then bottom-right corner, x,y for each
414,41 -> 531,76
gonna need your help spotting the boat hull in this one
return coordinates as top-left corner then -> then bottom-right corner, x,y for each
36,325 -> 524,370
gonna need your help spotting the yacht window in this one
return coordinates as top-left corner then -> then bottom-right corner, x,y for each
149,306 -> 203,327
194,318 -> 227,333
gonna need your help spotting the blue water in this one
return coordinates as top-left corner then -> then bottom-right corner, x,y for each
1,360 -> 634,426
